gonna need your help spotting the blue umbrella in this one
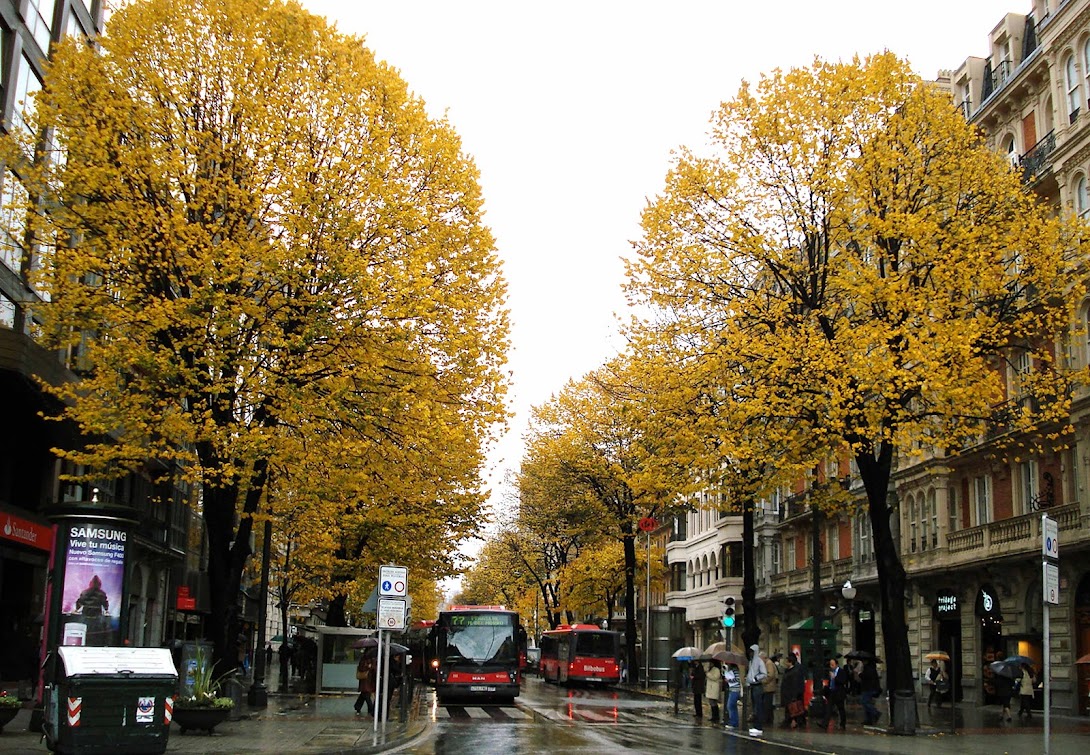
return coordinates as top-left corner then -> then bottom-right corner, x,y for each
672,646 -> 702,661
1003,655 -> 1035,667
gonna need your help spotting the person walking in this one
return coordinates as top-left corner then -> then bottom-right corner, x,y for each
995,669 -> 1015,722
926,659 -> 948,709
704,660 -> 722,724
825,657 -> 848,729
1017,664 -> 1036,719
724,663 -> 743,730
745,644 -> 769,736
760,651 -> 778,727
780,653 -> 806,728
859,658 -> 882,725
354,652 -> 376,716
689,660 -> 706,720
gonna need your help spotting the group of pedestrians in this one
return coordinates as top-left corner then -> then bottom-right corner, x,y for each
688,645 -> 888,735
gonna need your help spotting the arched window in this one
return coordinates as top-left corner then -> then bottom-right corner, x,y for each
1066,54 -> 1081,122
1077,175 -> 1089,217
909,495 -> 918,553
1083,39 -> 1090,105
928,489 -> 938,548
1004,135 -> 1018,167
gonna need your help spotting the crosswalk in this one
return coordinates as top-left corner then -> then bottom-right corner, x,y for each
431,703 -> 643,724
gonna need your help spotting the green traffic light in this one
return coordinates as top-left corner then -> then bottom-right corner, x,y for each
723,616 -> 735,627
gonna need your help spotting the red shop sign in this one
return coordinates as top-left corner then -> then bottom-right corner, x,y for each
1,511 -> 53,552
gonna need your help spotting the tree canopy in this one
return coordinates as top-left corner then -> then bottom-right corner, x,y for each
626,53 -> 1084,698
8,0 -> 509,665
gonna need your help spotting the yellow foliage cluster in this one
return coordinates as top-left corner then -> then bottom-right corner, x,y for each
2,0 -> 510,632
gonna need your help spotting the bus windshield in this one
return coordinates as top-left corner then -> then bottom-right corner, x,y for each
439,613 -> 517,664
575,632 -> 617,658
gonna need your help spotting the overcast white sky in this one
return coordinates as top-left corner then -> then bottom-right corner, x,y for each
300,0 -> 1025,552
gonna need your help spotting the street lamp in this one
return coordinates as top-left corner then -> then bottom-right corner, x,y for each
841,580 -> 857,650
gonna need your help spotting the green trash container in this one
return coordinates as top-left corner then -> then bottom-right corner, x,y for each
44,646 -> 178,755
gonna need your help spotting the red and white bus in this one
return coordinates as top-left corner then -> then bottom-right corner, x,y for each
429,606 -> 526,702
539,624 -> 622,685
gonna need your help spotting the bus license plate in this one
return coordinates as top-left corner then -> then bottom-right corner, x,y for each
469,686 -> 496,692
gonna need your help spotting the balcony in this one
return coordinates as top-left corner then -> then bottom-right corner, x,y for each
1019,130 -> 1056,184
945,502 -> 1081,560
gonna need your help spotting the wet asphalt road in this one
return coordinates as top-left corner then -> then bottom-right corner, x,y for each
399,677 -> 817,754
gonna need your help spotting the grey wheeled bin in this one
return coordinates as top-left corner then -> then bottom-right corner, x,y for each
44,646 -> 178,754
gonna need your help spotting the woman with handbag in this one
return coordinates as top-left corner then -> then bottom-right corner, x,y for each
354,651 -> 377,716
780,653 -> 806,728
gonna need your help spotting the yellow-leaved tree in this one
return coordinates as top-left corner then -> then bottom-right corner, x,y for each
9,0 -> 508,668
627,53 -> 1083,713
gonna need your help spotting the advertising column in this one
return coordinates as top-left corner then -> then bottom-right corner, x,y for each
58,522 -> 128,647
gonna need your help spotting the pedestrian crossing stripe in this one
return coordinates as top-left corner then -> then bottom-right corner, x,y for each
434,705 -> 529,720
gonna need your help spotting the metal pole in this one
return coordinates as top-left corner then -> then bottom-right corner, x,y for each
381,633 -> 392,729
950,632 -> 957,734
1044,600 -> 1050,755
373,628 -> 384,733
644,530 -> 651,689
247,517 -> 272,707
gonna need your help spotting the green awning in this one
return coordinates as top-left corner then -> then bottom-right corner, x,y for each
788,617 -> 839,631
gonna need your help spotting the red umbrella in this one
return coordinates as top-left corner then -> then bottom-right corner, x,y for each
1076,653 -> 1090,665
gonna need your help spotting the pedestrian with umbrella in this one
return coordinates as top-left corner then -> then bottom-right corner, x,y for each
704,659 -> 722,725
1017,663 -> 1037,719
724,662 -> 743,729
780,652 -> 806,729
989,660 -> 1019,721
860,657 -> 882,725
354,649 -> 376,716
689,660 -> 706,720
926,658 -> 948,709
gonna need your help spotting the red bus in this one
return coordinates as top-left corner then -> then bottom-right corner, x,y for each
429,606 -> 526,702
539,624 -> 622,685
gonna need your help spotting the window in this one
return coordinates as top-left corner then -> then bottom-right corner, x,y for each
11,54 -> 42,139
1084,39 -> 1090,108
974,475 -> 992,525
827,524 -> 839,561
929,490 -> 939,548
1019,459 -> 1039,515
24,0 -> 57,52
0,292 -> 15,329
949,486 -> 960,533
920,496 -> 929,551
1066,54 -> 1081,122
1004,135 -> 1018,167
785,538 -> 796,570
0,172 -> 28,273
1078,176 -> 1090,218
909,496 -> 918,553
770,539 -> 780,576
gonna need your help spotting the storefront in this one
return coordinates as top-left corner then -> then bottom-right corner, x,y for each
1076,573 -> 1090,716
934,588 -> 963,702
976,584 -> 1004,705
0,507 -> 53,696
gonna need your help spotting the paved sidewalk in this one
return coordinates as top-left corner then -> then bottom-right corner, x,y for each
0,669 -> 429,755
716,697 -> 1090,754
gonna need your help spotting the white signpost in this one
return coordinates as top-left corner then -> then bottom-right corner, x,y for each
374,565 -> 408,733
1042,516 -> 1059,755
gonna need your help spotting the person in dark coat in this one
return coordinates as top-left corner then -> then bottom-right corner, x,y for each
354,652 -> 377,716
860,659 -> 882,725
824,658 -> 848,729
689,660 -> 706,720
780,653 -> 806,728
994,671 -> 1015,722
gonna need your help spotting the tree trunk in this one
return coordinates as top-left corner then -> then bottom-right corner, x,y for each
858,444 -> 913,723
740,496 -> 760,651
326,594 -> 348,627
622,530 -> 639,686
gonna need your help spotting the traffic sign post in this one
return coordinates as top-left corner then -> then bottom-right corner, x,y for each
1042,515 -> 1059,755
375,566 -> 408,734
379,565 -> 408,597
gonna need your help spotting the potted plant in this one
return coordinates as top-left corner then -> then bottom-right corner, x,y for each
0,690 -> 22,734
172,648 -> 235,735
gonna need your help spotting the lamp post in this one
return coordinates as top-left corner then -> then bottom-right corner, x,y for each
841,580 -> 857,651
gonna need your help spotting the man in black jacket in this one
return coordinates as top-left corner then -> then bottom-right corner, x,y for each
860,659 -> 882,725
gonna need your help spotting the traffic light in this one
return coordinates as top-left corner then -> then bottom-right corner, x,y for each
722,596 -> 736,628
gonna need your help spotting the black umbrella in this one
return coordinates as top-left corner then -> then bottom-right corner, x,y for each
989,660 -> 1020,678
845,650 -> 881,662
352,637 -> 409,654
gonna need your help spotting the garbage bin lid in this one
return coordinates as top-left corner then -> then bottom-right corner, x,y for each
58,647 -> 178,677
